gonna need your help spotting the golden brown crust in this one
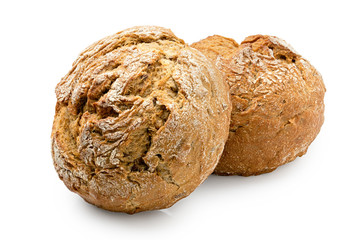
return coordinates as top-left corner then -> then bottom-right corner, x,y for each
191,35 -> 239,62
51,26 -> 231,213
192,34 -> 325,176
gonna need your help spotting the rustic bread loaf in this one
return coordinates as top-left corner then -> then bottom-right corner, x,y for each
51,26 -> 231,213
192,35 -> 325,176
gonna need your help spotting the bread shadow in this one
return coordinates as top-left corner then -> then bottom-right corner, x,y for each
76,197 -> 173,229
188,155 -> 306,196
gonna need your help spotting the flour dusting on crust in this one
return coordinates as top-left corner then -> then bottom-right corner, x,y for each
51,26 -> 231,213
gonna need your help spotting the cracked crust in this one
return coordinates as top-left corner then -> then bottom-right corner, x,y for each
51,26 -> 231,213
192,35 -> 325,176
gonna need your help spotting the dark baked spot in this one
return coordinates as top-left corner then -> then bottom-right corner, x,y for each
279,55 -> 287,60
131,158 -> 149,172
76,96 -> 88,114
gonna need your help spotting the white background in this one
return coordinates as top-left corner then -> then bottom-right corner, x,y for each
1,0 -> 359,239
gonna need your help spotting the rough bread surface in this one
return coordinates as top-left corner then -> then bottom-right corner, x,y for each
191,35 -> 239,61
192,35 -> 325,176
51,26 -> 231,213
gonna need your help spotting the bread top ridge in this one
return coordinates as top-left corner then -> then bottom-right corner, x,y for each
191,34 -> 239,62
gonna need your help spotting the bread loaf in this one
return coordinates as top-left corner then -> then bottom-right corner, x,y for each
51,26 -> 231,213
192,35 -> 325,176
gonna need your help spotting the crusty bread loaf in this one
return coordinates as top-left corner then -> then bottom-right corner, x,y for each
192,35 -> 325,176
51,26 -> 231,213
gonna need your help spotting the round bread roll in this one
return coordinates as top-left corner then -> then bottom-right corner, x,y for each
51,26 -> 231,213
192,35 -> 325,176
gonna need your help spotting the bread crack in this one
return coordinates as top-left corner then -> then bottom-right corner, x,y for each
154,154 -> 180,188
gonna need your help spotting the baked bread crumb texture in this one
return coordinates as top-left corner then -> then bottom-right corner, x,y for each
52,26 -> 325,213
